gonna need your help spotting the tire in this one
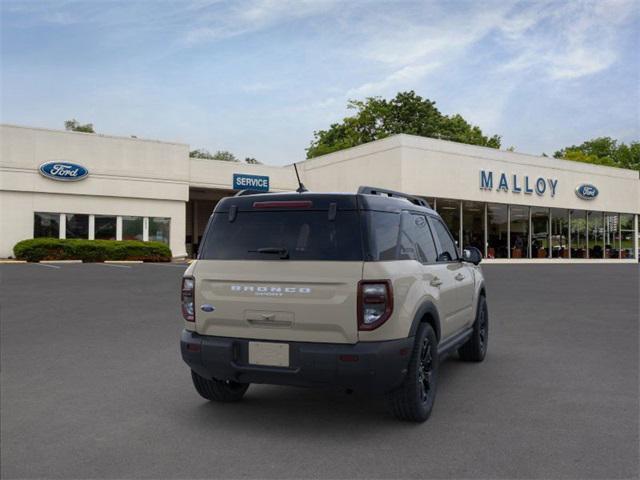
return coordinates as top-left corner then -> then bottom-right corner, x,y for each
458,295 -> 488,362
190,370 -> 249,402
386,323 -> 438,423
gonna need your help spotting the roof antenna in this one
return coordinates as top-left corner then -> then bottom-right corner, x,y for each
293,163 -> 308,193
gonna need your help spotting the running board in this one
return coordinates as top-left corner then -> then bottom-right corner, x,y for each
437,327 -> 473,359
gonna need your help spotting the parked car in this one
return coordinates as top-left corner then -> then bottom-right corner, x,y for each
180,186 -> 488,422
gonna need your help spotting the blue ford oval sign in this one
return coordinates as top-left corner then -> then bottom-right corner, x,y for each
39,161 -> 89,182
575,184 -> 598,200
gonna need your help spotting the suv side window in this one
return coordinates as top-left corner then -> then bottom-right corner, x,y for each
367,211 -> 401,260
429,217 -> 459,262
400,212 -> 437,263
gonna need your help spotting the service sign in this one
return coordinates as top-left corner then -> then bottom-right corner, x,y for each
39,161 -> 89,182
233,173 -> 269,192
575,184 -> 598,200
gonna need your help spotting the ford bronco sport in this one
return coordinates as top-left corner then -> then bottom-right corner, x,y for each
180,186 -> 488,422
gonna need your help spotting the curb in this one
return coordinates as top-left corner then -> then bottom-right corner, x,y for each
40,260 -> 82,264
0,260 -> 27,264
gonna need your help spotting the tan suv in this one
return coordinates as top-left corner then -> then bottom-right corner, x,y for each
180,186 -> 488,422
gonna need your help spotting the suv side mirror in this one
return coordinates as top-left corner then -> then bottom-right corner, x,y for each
462,246 -> 482,265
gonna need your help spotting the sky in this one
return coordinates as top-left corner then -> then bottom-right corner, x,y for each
1,0 -> 639,165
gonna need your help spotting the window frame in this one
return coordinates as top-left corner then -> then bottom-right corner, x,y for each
398,211 -> 439,265
427,215 -> 461,263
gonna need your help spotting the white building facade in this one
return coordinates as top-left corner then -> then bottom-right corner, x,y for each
1,125 -> 638,262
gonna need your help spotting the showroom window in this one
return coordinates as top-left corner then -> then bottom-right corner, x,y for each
531,207 -> 550,259
34,212 -> 60,238
620,214 -> 635,259
603,213 -> 619,259
487,203 -> 508,259
551,209 -> 570,258
510,205 -> 529,259
588,211 -> 604,258
436,198 -> 460,251
122,216 -> 143,241
95,215 -> 117,240
149,217 -> 170,245
65,214 -> 89,239
31,212 -> 174,245
462,201 -> 484,253
571,210 -> 587,258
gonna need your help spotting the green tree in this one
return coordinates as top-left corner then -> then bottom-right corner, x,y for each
189,149 -> 239,162
244,157 -> 262,164
554,137 -> 640,171
306,91 -> 501,158
189,149 -> 215,159
212,150 -> 238,162
64,119 -> 94,133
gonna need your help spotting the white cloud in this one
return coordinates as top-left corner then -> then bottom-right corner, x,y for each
183,0 -> 341,44
347,63 -> 440,97
499,0 -> 637,80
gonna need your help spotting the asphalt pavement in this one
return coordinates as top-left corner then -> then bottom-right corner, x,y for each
1,263 -> 638,479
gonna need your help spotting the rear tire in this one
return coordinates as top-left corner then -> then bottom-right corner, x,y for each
191,370 -> 249,402
458,295 -> 488,362
386,324 -> 438,423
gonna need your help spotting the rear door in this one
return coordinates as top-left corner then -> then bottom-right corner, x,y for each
193,202 -> 363,344
427,216 -> 475,337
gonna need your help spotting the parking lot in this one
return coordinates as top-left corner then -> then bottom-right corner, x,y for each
0,263 -> 638,479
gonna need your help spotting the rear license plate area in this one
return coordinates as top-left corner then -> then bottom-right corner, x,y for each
248,341 -> 290,367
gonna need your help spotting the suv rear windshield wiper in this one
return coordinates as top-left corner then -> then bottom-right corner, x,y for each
248,247 -> 290,259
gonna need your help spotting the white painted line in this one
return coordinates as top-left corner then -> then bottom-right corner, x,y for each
104,260 -> 143,264
36,263 -> 61,269
40,260 -> 82,264
97,263 -> 132,269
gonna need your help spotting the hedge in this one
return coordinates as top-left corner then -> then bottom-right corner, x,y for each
13,238 -> 172,262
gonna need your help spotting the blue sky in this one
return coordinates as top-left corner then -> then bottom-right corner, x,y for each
2,0 -> 639,165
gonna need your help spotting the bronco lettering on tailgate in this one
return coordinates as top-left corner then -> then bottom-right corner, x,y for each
230,285 -> 312,296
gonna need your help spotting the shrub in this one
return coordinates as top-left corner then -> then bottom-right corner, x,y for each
13,238 -> 172,262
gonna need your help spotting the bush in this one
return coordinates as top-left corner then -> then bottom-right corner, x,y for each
13,238 -> 172,262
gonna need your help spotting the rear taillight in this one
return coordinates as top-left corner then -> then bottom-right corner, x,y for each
181,277 -> 195,322
358,280 -> 393,330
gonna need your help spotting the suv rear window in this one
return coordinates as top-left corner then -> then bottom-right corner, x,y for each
199,211 -> 363,261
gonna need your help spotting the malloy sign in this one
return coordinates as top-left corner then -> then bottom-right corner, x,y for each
480,170 -> 558,197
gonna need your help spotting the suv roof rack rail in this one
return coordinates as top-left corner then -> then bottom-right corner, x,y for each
357,186 -> 430,208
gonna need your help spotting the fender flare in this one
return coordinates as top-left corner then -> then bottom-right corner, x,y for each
408,301 -> 441,340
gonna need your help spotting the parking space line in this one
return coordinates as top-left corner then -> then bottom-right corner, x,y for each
148,263 -> 189,267
97,263 -> 132,269
35,263 -> 61,269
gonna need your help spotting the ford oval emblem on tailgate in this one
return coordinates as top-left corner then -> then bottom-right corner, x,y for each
200,304 -> 215,312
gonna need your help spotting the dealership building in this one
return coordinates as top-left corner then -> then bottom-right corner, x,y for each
1,124 -> 638,262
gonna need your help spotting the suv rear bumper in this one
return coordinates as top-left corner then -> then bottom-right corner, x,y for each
181,330 -> 413,394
